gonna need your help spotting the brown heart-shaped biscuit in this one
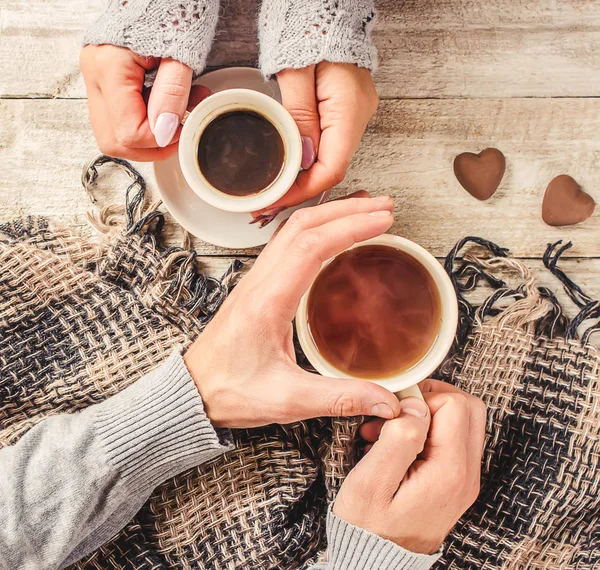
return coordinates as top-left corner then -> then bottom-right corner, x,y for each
453,148 -> 506,200
542,175 -> 595,227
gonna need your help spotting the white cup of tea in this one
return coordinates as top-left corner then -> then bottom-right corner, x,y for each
295,234 -> 459,400
178,89 -> 302,213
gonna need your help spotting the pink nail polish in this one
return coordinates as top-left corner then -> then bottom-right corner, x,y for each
154,112 -> 180,147
248,206 -> 288,228
301,136 -> 316,170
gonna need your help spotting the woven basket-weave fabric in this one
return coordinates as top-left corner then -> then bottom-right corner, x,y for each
1,158 -> 599,569
435,238 -> 600,570
0,160 -> 359,570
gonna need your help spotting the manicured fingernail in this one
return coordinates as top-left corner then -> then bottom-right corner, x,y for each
154,112 -> 180,147
249,206 -> 287,226
373,195 -> 392,202
256,206 -> 283,217
399,398 -> 428,418
371,403 -> 395,419
369,210 -> 392,217
301,136 -> 316,170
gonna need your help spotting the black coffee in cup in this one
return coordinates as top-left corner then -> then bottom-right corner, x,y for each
307,245 -> 441,379
196,110 -> 285,197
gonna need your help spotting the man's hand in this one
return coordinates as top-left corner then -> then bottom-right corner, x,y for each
334,381 -> 486,554
184,195 -> 401,428
254,63 -> 379,217
80,45 -> 209,161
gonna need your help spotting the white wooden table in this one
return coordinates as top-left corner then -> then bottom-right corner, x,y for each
2,0 -> 600,318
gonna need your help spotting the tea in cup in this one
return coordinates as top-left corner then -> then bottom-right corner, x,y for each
296,235 -> 458,398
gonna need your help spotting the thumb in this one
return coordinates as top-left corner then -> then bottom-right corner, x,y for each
277,66 -> 320,170
355,398 -> 431,497
147,58 -> 193,147
292,371 -> 402,420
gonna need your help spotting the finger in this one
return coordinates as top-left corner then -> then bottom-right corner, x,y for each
252,190 -> 376,245
359,418 -> 385,442
332,190 -> 371,201
96,49 -> 158,149
422,392 -> 470,466
419,379 -> 487,461
98,143 -> 178,162
254,196 -> 393,273
250,188 -> 370,222
277,66 -> 320,170
187,84 -> 212,111
418,379 -> 467,393
265,119 -> 363,209
352,398 -> 431,497
419,379 -> 483,416
468,398 -> 487,466
288,370 -> 401,420
87,83 -> 178,161
254,190 -> 372,239
146,58 -> 193,147
261,209 -> 393,321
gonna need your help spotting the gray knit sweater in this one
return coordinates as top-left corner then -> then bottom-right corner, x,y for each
0,352 -> 441,570
83,0 -> 379,77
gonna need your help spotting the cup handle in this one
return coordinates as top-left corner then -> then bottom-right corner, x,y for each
394,383 -> 424,401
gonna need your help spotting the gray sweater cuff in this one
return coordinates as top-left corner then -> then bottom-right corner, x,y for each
259,0 -> 378,77
84,0 -> 220,76
326,510 -> 442,570
92,349 -> 233,490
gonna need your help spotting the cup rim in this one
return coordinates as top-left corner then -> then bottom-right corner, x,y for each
178,89 -> 302,213
295,234 -> 459,393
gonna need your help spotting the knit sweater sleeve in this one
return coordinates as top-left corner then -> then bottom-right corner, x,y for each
0,351 -> 233,570
305,509 -> 441,570
258,0 -> 378,77
83,0 -> 220,76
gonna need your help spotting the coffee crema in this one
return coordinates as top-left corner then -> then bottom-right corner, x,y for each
307,245 -> 441,379
196,110 -> 285,197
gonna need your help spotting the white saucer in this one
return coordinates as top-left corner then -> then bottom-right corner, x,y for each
153,67 -> 323,249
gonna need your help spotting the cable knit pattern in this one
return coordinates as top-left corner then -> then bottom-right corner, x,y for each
84,0 -> 220,76
259,0 -> 378,77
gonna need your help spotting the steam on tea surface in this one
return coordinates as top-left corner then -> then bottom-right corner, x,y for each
307,245 -> 441,378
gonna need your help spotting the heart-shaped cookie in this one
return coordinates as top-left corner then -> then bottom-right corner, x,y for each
453,148 -> 506,201
542,175 -> 595,226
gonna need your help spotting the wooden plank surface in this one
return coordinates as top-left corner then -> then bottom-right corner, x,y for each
2,97 -> 598,257
3,0 -> 600,99
376,0 -> 600,98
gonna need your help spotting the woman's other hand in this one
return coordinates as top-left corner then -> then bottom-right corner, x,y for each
80,45 -> 210,162
334,381 -> 486,555
255,62 -> 379,216
184,195 -> 401,428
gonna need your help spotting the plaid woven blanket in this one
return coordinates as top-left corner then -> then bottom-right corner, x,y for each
0,158 -> 598,569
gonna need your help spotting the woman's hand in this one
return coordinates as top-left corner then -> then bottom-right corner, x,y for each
254,63 -> 379,217
184,196 -> 401,428
333,381 -> 486,555
80,45 -> 209,161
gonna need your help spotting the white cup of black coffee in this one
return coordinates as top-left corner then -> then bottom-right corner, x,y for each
296,235 -> 459,398
179,89 -> 302,213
